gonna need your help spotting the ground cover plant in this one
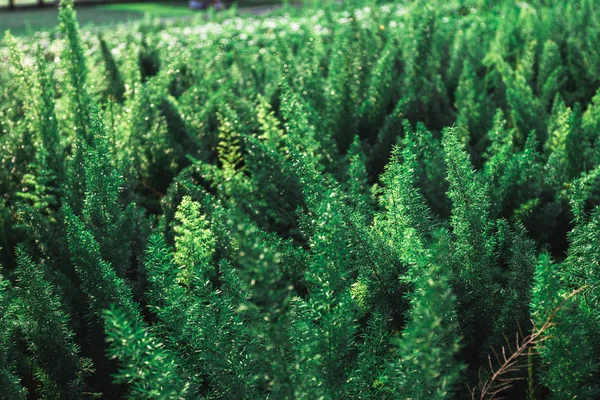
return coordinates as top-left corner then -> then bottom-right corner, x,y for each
1,0 -> 600,398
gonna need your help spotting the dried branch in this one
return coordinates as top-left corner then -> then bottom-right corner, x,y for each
472,286 -> 587,400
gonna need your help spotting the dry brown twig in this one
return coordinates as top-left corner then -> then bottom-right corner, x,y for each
472,286 -> 587,400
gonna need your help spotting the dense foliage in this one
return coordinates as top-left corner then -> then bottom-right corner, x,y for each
1,0 -> 600,398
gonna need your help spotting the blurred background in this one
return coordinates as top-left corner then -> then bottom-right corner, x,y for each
0,0 -> 283,35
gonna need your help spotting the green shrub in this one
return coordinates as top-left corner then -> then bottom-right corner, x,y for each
1,0 -> 600,397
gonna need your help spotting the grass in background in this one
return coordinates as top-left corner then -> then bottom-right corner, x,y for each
99,2 -> 195,16
1,8 -> 147,35
0,0 -> 41,6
